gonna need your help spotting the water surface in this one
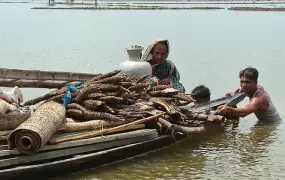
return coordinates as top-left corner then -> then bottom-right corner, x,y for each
0,2 -> 285,179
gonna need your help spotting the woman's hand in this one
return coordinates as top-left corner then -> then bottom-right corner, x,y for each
159,78 -> 170,85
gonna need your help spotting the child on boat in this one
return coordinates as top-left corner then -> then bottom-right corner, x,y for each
191,85 -> 211,105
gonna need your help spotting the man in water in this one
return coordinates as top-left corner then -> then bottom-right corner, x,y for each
217,67 -> 281,122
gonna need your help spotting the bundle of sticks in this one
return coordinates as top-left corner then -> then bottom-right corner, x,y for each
23,70 -> 193,120
21,70 -> 224,140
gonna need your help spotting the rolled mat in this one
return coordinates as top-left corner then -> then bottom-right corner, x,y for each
8,101 -> 66,154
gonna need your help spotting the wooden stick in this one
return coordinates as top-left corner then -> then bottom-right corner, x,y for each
172,124 -> 205,134
180,108 -> 225,122
193,114 -> 225,122
158,118 -> 205,134
50,112 -> 167,144
158,118 -> 172,129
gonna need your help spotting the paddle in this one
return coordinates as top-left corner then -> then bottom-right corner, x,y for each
210,92 -> 246,115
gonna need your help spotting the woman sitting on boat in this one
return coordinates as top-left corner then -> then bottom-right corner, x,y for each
142,38 -> 185,93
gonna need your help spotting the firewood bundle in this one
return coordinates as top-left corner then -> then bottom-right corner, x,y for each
23,70 -> 196,123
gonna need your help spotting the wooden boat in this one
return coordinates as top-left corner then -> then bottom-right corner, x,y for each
0,93 -> 246,180
0,68 -> 247,180
0,125 -> 185,180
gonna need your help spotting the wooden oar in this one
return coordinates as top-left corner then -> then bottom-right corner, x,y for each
210,92 -> 246,115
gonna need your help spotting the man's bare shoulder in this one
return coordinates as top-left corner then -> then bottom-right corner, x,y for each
251,91 -> 269,110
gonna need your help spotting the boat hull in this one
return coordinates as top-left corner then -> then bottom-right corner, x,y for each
0,134 -> 184,180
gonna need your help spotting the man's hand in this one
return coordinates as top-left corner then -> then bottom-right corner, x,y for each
159,78 -> 170,85
217,105 -> 228,116
225,88 -> 242,97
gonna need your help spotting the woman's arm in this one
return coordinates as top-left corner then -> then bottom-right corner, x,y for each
167,61 -> 185,92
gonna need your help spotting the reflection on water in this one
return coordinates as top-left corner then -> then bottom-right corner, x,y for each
236,121 -> 279,165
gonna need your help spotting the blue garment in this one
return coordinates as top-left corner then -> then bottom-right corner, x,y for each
62,82 -> 84,107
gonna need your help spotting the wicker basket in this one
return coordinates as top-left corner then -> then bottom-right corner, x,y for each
0,106 -> 31,131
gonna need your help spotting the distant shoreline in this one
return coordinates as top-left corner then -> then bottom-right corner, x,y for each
31,6 -> 285,11
2,0 -> 285,5
228,7 -> 285,11
2,0 -> 285,12
31,6 -> 225,10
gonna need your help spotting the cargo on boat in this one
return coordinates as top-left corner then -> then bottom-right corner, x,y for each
0,66 -> 246,180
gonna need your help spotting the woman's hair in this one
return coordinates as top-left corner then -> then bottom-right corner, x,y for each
239,66 -> 259,81
150,41 -> 168,55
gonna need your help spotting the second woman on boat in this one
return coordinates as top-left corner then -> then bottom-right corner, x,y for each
142,38 -> 185,93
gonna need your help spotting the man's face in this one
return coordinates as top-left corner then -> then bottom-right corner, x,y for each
240,76 -> 257,95
193,97 -> 210,105
152,44 -> 167,64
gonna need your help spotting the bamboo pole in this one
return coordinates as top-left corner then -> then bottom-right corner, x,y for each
0,68 -> 99,81
0,79 -> 70,89
193,114 -> 225,122
49,112 -> 167,144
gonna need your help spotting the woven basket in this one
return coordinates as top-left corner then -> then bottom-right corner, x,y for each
0,106 -> 31,131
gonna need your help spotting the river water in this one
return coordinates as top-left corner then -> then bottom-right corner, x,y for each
0,1 -> 285,179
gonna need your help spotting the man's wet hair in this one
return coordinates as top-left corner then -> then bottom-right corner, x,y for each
191,85 -> 211,100
239,66 -> 259,81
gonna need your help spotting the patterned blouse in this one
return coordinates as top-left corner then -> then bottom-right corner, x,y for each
149,60 -> 185,93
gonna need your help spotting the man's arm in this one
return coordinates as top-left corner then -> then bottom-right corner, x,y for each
225,84 -> 265,97
217,98 -> 261,118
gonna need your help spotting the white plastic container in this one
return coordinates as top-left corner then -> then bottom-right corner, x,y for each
119,46 -> 152,78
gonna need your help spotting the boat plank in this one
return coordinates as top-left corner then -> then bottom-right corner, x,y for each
0,134 -> 183,180
0,124 -> 146,157
0,131 -> 11,136
0,146 -> 7,151
0,130 -> 158,168
0,128 -> 155,157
